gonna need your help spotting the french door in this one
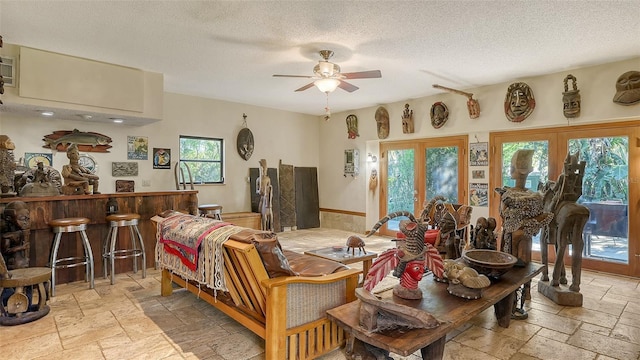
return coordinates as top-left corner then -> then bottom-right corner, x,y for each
379,136 -> 468,236
490,121 -> 639,277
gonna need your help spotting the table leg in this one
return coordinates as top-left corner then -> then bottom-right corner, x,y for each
345,332 -> 355,356
494,291 -> 515,328
362,259 -> 373,277
420,335 -> 445,360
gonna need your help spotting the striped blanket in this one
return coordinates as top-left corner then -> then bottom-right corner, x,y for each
156,213 -> 244,292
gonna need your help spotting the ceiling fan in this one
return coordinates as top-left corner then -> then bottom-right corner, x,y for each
273,50 -> 382,93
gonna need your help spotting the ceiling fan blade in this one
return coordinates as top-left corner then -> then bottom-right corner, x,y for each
295,82 -> 316,92
341,70 -> 382,79
273,74 -> 314,78
338,80 -> 359,92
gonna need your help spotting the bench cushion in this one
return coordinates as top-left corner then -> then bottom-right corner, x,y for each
284,250 -> 349,276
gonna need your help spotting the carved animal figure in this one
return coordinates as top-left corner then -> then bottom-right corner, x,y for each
346,235 -> 366,255
540,152 -> 590,292
43,129 -> 112,152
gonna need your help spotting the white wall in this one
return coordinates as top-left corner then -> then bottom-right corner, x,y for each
318,57 -> 640,228
1,57 -> 638,224
0,93 -> 319,213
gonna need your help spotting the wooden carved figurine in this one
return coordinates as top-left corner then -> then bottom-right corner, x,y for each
0,135 -> 16,196
364,211 -> 444,300
495,149 -> 553,318
346,235 -> 366,255
61,144 -> 100,195
401,104 -> 414,134
257,159 -> 273,231
1,201 -> 30,270
538,151 -> 589,306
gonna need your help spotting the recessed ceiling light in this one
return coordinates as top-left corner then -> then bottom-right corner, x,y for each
40,111 -> 54,116
111,118 -> 124,123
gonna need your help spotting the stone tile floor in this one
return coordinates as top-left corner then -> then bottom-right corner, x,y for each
2,228 -> 639,359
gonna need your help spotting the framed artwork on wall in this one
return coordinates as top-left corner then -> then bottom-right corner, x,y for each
127,136 -> 148,160
470,142 -> 488,166
469,183 -> 488,207
24,152 -> 53,168
112,162 -> 138,177
153,148 -> 171,169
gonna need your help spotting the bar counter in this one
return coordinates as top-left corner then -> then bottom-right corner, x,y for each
1,190 -> 198,284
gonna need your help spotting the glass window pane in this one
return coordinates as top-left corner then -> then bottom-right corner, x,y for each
425,146 -> 458,203
569,136 -> 628,263
386,149 -> 414,231
179,135 -> 223,184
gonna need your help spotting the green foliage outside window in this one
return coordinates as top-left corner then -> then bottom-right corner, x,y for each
569,137 -> 628,204
179,136 -> 224,184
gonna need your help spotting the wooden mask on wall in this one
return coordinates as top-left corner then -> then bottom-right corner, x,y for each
613,70 -> 640,106
375,106 -> 389,139
562,74 -> 581,118
504,82 -> 535,122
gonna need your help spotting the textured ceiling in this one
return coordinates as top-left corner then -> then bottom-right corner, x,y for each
1,1 -> 639,117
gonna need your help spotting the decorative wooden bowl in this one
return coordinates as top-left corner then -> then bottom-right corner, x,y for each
462,249 -> 518,279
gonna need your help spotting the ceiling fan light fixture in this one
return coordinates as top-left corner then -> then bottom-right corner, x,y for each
314,78 -> 340,93
318,61 -> 335,77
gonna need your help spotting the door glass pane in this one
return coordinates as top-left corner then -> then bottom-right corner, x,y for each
569,137 -> 629,263
501,141 -> 549,251
425,146 -> 459,203
386,149 -> 415,232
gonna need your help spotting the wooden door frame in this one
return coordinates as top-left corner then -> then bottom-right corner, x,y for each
489,119 -> 639,277
379,135 -> 468,237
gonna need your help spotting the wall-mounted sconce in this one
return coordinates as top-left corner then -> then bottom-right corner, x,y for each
367,153 -> 377,163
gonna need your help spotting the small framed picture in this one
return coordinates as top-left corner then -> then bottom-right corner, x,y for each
469,183 -> 489,207
112,162 -> 139,177
470,142 -> 488,166
472,170 -> 485,179
127,136 -> 148,160
153,148 -> 171,169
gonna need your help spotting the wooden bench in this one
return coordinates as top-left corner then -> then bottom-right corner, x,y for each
157,223 -> 360,360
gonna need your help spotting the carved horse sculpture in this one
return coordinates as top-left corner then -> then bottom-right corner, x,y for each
539,152 -> 590,292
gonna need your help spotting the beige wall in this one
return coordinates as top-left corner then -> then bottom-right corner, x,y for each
318,57 -> 640,230
0,93 -> 319,213
1,56 -> 638,229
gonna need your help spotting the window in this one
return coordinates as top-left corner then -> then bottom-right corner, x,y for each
0,56 -> 15,86
179,135 -> 224,184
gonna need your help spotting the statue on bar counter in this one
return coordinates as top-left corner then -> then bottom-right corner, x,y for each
61,144 -> 100,195
0,135 -> 17,197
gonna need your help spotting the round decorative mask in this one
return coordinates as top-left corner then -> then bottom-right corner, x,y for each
504,82 -> 535,122
236,127 -> 254,161
430,102 -> 449,129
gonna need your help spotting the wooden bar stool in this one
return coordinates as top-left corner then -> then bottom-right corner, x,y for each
198,204 -> 223,220
48,217 -> 94,297
102,213 -> 146,285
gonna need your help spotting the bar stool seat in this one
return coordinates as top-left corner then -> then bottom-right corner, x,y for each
103,213 -> 146,285
198,204 -> 223,220
48,217 -> 94,297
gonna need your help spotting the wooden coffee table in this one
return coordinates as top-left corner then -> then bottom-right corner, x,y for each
304,247 -> 377,276
327,262 -> 544,360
